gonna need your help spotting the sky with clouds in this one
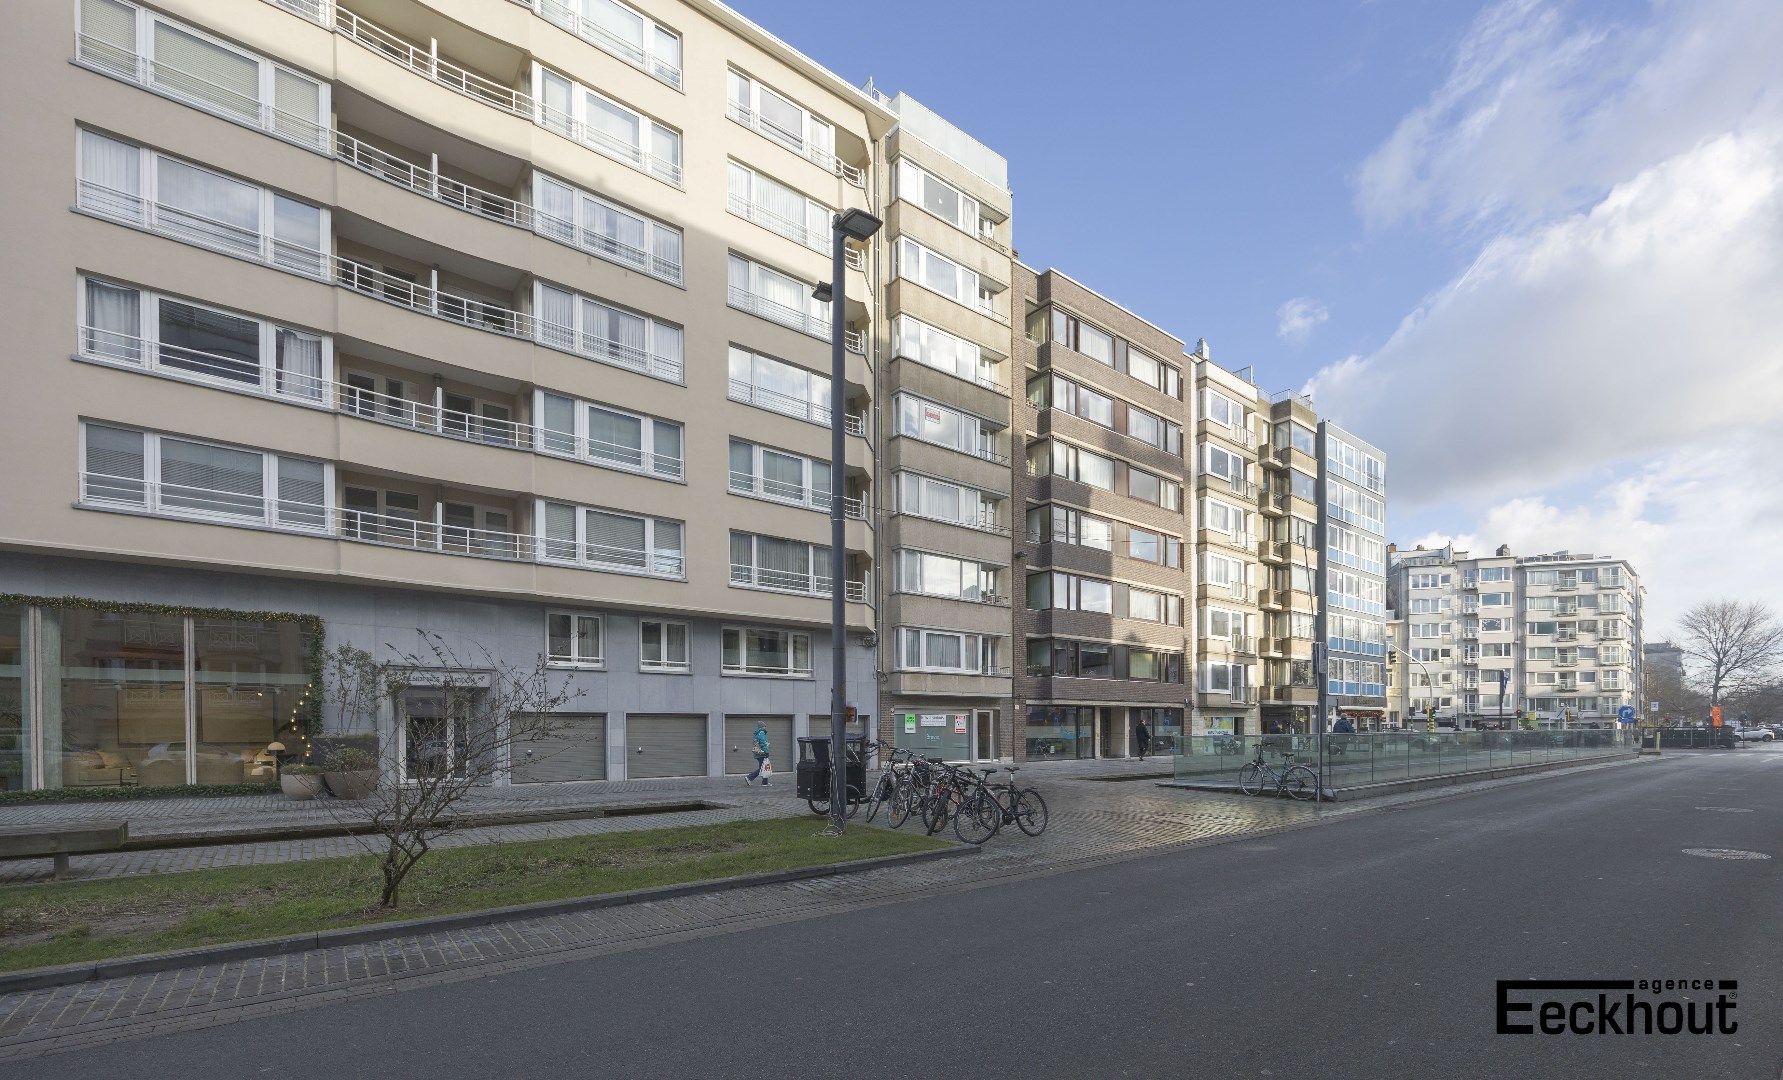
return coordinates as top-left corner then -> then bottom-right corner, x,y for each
736,0 -> 1783,633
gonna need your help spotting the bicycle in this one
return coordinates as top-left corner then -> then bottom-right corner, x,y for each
1238,746 -> 1318,800
953,765 -> 1048,844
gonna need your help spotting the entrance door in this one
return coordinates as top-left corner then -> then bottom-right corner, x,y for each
973,710 -> 995,761
1097,707 -> 1115,758
400,688 -> 475,781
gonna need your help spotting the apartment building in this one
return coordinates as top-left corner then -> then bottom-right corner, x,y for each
1387,544 -> 1645,728
873,93 -> 1016,765
1014,269 -> 1191,760
0,0 -> 908,790
1191,356 -> 1266,737
1317,422 -> 1388,727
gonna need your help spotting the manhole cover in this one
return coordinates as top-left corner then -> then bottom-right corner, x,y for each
1694,806 -> 1755,813
1682,848 -> 1771,860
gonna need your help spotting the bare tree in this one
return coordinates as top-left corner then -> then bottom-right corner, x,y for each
320,633 -> 579,908
1678,599 -> 1783,707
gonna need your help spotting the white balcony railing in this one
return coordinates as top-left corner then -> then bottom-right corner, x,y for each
74,34 -> 330,152
77,179 -> 329,278
727,192 -> 826,253
725,101 -> 864,187
726,380 -> 865,437
533,0 -> 683,89
729,564 -> 868,602
728,285 -> 865,349
726,472 -> 865,519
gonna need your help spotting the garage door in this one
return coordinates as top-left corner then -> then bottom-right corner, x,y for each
512,713 -> 607,783
724,716 -> 793,775
626,714 -> 709,778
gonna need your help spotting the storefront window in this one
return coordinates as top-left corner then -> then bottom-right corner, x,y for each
0,606 -> 26,792
1136,707 -> 1183,755
194,618 -> 306,786
1026,705 -> 1092,759
41,609 -> 187,789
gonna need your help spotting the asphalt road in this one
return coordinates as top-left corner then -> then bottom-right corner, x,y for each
11,748 -> 1781,1079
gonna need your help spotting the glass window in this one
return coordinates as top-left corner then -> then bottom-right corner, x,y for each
40,608 -> 188,789
640,620 -> 689,671
547,612 -> 603,666
0,605 -> 26,793
192,618 -> 304,787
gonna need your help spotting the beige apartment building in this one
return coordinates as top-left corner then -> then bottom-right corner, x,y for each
1387,544 -> 1645,729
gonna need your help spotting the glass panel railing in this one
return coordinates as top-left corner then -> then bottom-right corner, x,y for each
1173,730 -> 1635,789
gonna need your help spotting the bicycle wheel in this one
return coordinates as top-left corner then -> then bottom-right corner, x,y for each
953,791 -> 1000,845
1013,788 -> 1049,836
806,798 -> 830,816
863,772 -> 895,823
1282,764 -> 1319,801
887,781 -> 913,829
1238,762 -> 1267,796
923,785 -> 956,835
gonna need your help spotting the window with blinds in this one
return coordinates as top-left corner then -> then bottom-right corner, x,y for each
83,425 -> 146,504
79,424 -> 331,531
537,503 -> 683,577
532,282 -> 682,380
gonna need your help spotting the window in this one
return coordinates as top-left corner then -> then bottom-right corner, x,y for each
901,473 -> 1000,531
1289,469 -> 1317,502
896,394 -> 1000,460
727,70 -> 836,168
539,502 -> 683,577
1202,444 -> 1248,484
1202,662 -> 1250,696
1047,309 -> 1114,365
730,440 -> 832,510
731,533 -> 832,595
80,423 -> 327,530
79,2 -> 329,149
894,237 -> 993,313
1407,572 -> 1451,590
535,392 -> 682,478
1408,598 -> 1450,614
722,627 -> 813,676
727,160 -> 829,251
1205,553 -> 1248,591
1125,348 -> 1180,397
1028,505 -> 1114,550
1027,374 -> 1116,428
1127,527 -> 1182,568
79,277 -> 328,401
1127,587 -> 1181,626
898,627 -> 999,674
1479,566 -> 1511,582
534,64 -> 681,184
896,551 -> 998,603
727,254 -> 830,338
728,346 -> 832,425
534,283 -> 683,381
1128,466 -> 1181,510
1026,572 -> 1112,614
1203,390 -> 1248,432
1326,433 -> 1386,493
894,158 -> 987,236
543,0 -> 682,87
78,131 -> 328,275
1126,406 -> 1181,454
547,612 -> 603,667
1030,440 -> 1115,490
532,173 -> 682,283
1201,500 -> 1251,541
639,619 -> 689,672
895,314 -> 1000,389
1274,422 -> 1316,457
1206,608 -> 1252,642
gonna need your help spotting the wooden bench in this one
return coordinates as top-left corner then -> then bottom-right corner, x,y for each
0,822 -> 129,879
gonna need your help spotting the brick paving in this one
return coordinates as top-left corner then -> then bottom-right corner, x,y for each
0,754 -> 1638,1061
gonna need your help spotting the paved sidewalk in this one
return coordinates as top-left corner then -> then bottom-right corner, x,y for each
0,754 -> 1645,1061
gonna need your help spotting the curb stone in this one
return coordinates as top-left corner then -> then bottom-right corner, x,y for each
0,842 -> 973,995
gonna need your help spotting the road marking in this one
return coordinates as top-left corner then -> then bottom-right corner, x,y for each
1694,806 -> 1756,813
1681,848 -> 1771,860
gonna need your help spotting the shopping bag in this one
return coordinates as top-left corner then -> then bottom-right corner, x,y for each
760,759 -> 774,777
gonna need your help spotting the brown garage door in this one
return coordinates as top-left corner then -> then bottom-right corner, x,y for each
724,716 -> 793,775
512,713 -> 606,783
626,714 -> 709,778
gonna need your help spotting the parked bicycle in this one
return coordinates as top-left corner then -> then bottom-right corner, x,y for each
856,744 -> 1049,844
1238,746 -> 1318,800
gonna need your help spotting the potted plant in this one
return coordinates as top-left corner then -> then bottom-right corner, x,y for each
280,762 -> 325,801
323,747 -> 378,800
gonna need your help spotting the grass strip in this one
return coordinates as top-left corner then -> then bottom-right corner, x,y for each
0,816 -> 946,972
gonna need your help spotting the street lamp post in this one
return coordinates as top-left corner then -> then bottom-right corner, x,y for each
818,208 -> 881,836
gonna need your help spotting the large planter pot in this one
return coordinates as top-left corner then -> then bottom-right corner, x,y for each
325,769 -> 378,800
281,772 -> 324,801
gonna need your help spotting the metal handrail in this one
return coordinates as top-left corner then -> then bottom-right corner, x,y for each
78,179 -> 330,277
726,471 -> 865,519
729,564 -> 868,602
725,101 -> 864,187
534,0 -> 683,88
727,284 -> 831,340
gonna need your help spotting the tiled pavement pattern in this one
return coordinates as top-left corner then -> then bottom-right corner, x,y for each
0,756 -> 1638,1060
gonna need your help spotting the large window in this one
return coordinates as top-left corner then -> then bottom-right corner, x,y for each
898,627 -> 999,675
728,346 -> 833,424
80,278 -> 328,402
1326,433 -> 1386,493
896,395 -> 1001,460
539,502 -> 683,577
537,392 -> 682,479
0,606 -> 22,792
639,620 -> 689,672
1048,309 -> 1114,365
895,315 -> 1000,389
1029,440 -> 1115,491
78,0 -> 329,149
1128,526 -> 1183,568
722,627 -> 813,677
1026,572 -> 1113,614
542,0 -> 682,87
1128,466 -> 1181,511
730,532 -> 833,596
81,423 -> 327,531
546,611 -> 604,668
1027,374 -> 1115,428
727,161 -> 829,251
727,254 -> 830,338
534,282 -> 683,381
532,173 -> 682,283
1126,405 -> 1181,454
78,131 -> 327,275
727,70 -> 837,168
1203,389 -> 1248,433
894,158 -> 989,237
896,551 -> 999,603
534,64 -> 681,184
730,440 -> 832,511
1126,587 -> 1182,626
894,237 -> 993,313
1027,505 -> 1114,550
898,472 -> 1001,532
1202,499 -> 1251,542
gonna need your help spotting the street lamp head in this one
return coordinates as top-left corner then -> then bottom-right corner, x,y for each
834,208 -> 882,241
811,281 -> 833,303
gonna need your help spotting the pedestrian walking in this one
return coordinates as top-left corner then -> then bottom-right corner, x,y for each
744,721 -> 772,785
1134,719 -> 1151,761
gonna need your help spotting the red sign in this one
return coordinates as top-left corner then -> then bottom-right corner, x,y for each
1711,706 -> 1723,727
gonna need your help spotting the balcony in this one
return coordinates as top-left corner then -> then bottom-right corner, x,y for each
1199,529 -> 1257,555
1199,473 -> 1258,500
530,0 -> 685,89
1200,581 -> 1251,604
1554,580 -> 1578,592
1258,539 -> 1287,563
1461,628 -> 1480,640
727,471 -> 866,520
729,564 -> 869,603
1555,630 -> 1578,642
1556,658 -> 1578,668
727,380 -> 868,438
1197,418 -> 1258,451
725,101 -> 865,188
727,285 -> 864,354
1460,577 -> 1479,590
1258,589 -> 1285,611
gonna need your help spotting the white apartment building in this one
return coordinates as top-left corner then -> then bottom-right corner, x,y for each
1387,544 -> 1645,728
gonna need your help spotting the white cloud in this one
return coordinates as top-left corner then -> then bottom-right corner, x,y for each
1275,297 -> 1329,343
1319,0 -> 1783,623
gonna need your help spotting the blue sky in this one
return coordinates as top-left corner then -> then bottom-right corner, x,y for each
734,0 -> 1783,632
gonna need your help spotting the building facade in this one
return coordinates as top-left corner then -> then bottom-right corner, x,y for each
1317,422 -> 1388,728
1387,545 -> 1645,729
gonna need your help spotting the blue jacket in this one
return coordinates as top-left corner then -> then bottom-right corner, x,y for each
752,727 -> 771,755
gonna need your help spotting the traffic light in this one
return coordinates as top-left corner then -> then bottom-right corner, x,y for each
1426,704 -> 1437,733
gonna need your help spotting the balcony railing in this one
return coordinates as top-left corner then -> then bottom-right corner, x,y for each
533,0 -> 683,89
725,101 -> 864,187
1204,473 -> 1257,499
729,564 -> 868,602
727,472 -> 865,519
75,34 -> 330,153
726,380 -> 867,436
728,285 -> 866,352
